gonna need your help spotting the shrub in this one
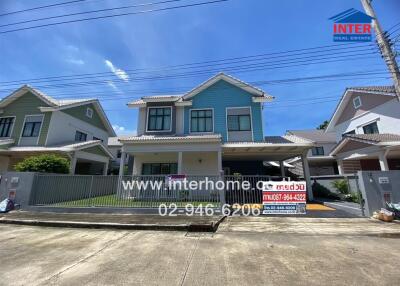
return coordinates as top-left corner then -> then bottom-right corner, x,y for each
312,182 -> 340,200
331,179 -> 349,194
14,154 -> 70,174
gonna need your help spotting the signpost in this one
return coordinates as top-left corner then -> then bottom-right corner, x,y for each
262,181 -> 307,214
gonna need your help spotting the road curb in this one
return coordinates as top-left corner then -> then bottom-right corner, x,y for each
0,216 -> 227,232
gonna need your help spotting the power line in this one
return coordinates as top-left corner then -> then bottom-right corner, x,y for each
2,70 -> 388,102
0,0 -> 89,17
0,0 -> 186,28
0,42 -> 375,86
0,0 -> 229,34
0,49 -> 380,91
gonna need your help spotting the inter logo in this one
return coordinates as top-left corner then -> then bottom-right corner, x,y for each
329,8 -> 374,42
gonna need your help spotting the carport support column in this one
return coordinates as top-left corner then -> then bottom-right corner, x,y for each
69,154 -> 77,174
103,161 -> 109,175
337,159 -> 344,175
279,161 -> 285,178
117,151 -> 126,198
217,150 -> 222,174
119,151 -> 126,176
301,150 -> 313,201
378,150 -> 389,171
178,152 -> 183,174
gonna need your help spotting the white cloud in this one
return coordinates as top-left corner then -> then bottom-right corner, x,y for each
112,124 -> 136,136
112,124 -> 125,132
66,58 -> 85,65
107,81 -> 118,90
104,59 -> 129,82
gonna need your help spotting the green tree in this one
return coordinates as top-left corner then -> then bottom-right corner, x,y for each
317,120 -> 329,130
14,154 -> 70,174
331,179 -> 349,195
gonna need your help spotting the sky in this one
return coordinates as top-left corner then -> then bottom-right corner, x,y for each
0,0 -> 399,136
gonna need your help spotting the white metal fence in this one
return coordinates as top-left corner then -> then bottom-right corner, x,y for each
29,174 -> 289,208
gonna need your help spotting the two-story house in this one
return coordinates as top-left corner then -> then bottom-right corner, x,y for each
118,73 -> 315,197
286,130 -> 338,176
0,85 -> 116,174
326,86 -> 400,174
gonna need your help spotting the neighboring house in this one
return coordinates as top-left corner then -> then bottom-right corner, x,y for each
286,130 -> 338,176
108,136 -> 132,174
118,73 -> 315,197
0,85 -> 116,174
326,86 -> 400,174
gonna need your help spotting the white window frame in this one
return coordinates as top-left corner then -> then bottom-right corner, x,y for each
353,96 -> 362,109
146,106 -> 173,133
18,114 -> 45,146
357,118 -> 380,134
225,106 -> 254,141
189,108 -> 214,134
86,107 -> 93,118
75,129 -> 88,142
0,115 -> 16,139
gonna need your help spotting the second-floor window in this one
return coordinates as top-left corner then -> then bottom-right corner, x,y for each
93,136 -> 103,142
312,146 -> 324,156
75,131 -> 87,142
363,122 -> 379,134
0,117 -> 14,138
342,130 -> 356,138
191,109 -> 213,132
22,115 -> 43,138
147,107 -> 171,131
227,114 -> 251,131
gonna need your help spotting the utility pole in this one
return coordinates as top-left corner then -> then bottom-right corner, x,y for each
361,0 -> 400,100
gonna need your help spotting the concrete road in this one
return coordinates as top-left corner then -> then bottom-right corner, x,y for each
0,217 -> 400,286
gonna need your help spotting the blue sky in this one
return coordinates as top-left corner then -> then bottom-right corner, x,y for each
1,0 -> 399,136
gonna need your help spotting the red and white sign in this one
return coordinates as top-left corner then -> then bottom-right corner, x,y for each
262,181 -> 307,214
263,192 -> 306,203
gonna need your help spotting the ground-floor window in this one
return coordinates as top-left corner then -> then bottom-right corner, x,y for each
142,163 -> 178,175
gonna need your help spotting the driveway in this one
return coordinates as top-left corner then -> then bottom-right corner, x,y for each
316,198 -> 364,217
1,216 -> 400,285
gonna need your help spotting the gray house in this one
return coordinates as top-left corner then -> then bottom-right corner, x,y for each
286,130 -> 338,176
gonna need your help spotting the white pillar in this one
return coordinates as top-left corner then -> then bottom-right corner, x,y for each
103,161 -> 109,175
119,151 -> 126,176
69,154 -> 77,174
337,159 -> 344,175
378,150 -> 389,171
217,150 -> 222,175
132,156 -> 141,175
178,152 -> 183,174
301,150 -> 313,201
279,161 -> 285,178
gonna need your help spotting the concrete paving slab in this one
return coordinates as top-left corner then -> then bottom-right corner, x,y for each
0,211 -> 224,232
218,216 -> 400,236
1,217 -> 400,285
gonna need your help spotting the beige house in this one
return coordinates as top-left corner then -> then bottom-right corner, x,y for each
326,86 -> 400,174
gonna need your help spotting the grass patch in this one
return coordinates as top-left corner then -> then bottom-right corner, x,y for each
53,194 -> 220,208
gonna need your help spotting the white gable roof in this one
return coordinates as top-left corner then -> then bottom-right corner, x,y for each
182,72 -> 273,100
325,86 -> 396,132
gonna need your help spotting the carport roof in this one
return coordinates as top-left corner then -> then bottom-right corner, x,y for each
330,133 -> 400,156
0,140 -> 114,158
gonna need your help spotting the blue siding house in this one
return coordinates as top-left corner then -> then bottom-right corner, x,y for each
121,73 -> 313,180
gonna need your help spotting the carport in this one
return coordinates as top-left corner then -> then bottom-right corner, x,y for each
0,140 -> 113,175
222,135 -> 314,200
